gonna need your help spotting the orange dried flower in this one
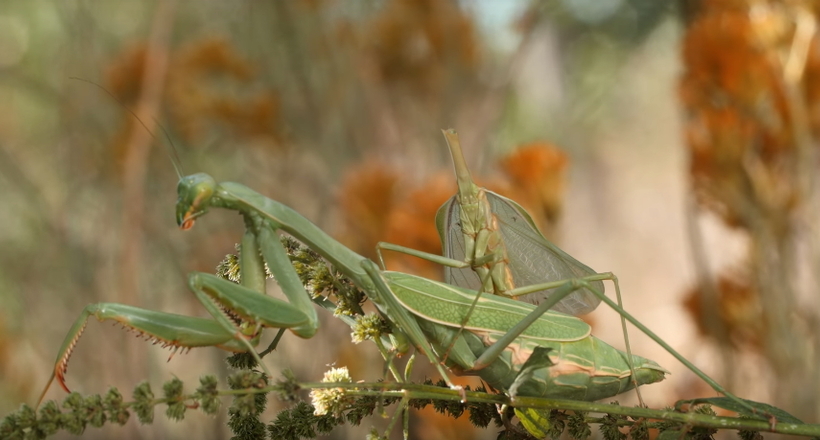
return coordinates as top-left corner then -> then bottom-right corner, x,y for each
337,161 -> 400,259
210,93 -> 281,140
367,0 -> 479,96
383,172 -> 455,280
166,37 -> 281,145
176,37 -> 253,80
680,1 -> 817,229
105,43 -> 149,104
802,31 -> 820,134
498,142 -> 569,229
683,270 -> 764,351
103,43 -> 155,174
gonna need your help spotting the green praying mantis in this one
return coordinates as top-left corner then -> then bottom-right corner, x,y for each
33,129 -> 771,437
436,129 -> 604,314
38,171 -> 665,404
376,129 -> 646,400
379,129 -> 606,315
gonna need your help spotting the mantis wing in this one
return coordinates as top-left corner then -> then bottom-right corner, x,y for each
436,190 -> 603,316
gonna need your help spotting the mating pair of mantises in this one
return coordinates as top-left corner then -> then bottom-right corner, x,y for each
36,129 -> 779,436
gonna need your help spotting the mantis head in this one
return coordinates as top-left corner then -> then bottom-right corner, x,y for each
177,173 -> 217,230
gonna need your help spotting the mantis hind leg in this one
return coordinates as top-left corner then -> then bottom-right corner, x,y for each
501,275 -> 758,415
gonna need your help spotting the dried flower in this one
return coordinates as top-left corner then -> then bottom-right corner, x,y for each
351,313 -> 386,344
310,367 -> 354,417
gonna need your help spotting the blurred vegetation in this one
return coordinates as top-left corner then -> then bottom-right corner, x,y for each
2,0 -> 819,439
679,0 -> 820,425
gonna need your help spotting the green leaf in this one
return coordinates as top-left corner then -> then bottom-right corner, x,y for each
515,407 -> 551,439
676,397 -> 804,424
657,428 -> 686,440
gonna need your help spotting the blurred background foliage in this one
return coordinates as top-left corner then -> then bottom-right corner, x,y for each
0,0 -> 818,439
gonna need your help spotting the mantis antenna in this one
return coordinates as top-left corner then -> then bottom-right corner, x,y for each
68,76 -> 184,179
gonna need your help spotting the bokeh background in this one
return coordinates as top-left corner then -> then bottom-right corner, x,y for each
1,0 -> 819,439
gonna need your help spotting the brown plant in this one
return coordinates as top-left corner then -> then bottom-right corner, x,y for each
383,172 -> 455,281
498,141 -> 569,232
366,0 -> 479,98
680,0 -> 816,230
337,160 -> 401,261
166,37 -> 282,145
680,0 -> 820,420
682,268 -> 765,350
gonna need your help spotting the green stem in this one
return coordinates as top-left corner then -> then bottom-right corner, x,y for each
19,380 -> 820,439
294,381 -> 820,437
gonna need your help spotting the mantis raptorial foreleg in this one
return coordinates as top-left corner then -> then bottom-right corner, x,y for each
38,174 -> 459,407
37,196 -> 321,405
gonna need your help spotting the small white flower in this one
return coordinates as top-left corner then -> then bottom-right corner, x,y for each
310,366 -> 354,416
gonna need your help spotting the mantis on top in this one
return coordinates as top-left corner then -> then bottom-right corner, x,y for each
379,130 -> 603,315
437,129 -> 603,315
377,129 -> 643,402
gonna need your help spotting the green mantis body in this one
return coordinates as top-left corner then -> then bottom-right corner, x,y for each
393,132 -> 774,421
380,130 -> 603,316
436,130 -> 603,315
39,172 -> 666,409
379,269 -> 665,400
